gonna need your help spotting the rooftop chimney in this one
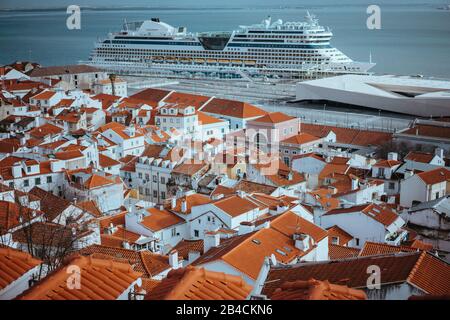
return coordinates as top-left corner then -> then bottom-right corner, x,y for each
171,197 -> 177,209
293,233 -> 312,252
168,249 -> 179,269
435,148 -> 444,159
204,232 -> 220,253
351,177 -> 359,191
387,152 -> 398,161
12,162 -> 22,178
181,198 -> 187,213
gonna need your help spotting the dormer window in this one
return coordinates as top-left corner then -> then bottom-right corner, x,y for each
27,166 -> 31,173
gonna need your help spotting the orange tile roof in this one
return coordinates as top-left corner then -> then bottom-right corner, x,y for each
402,124 -> 450,140
251,158 -> 305,187
270,278 -> 367,300
252,112 -> 295,124
405,239 -> 434,251
163,91 -> 210,109
129,88 -> 172,106
0,247 -> 42,290
281,133 -> 320,145
172,239 -> 204,259
79,245 -> 170,277
77,200 -> 102,218
309,188 -> 341,211
0,200 -> 44,235
359,241 -> 418,257
29,123 -> 63,139
201,98 -> 267,119
194,211 -> 327,280
110,226 -> 143,244
374,159 -> 402,168
301,123 -> 393,146
328,244 -> 360,260
19,255 -> 141,300
83,174 -> 115,189
53,149 -> 84,160
327,225 -> 353,246
197,111 -> 226,125
31,90 -> 56,100
213,195 -> 259,217
404,151 -> 436,163
141,207 -> 185,232
319,163 -> 349,180
262,251 -> 450,297
407,252 -> 450,295
324,203 -> 400,227
99,153 -> 121,168
169,193 -> 211,215
172,161 -> 209,176
146,266 -> 252,300
416,167 -> 450,185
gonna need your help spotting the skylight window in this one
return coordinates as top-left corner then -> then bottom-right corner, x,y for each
276,249 -> 287,256
252,239 -> 261,245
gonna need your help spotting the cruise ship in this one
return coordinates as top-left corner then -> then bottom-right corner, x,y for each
85,12 -> 375,81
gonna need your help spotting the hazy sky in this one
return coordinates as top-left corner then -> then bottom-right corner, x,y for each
0,0 -> 444,9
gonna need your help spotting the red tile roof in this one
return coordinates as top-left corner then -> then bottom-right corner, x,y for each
404,151 -> 436,163
163,91 -> 210,109
327,225 -> 353,246
402,124 -> 450,140
281,133 -> 320,145
197,111 -> 226,125
172,239 -> 204,259
416,167 -> 450,185
146,266 -> 252,300
194,211 -> 327,280
29,123 -> 63,139
129,88 -> 172,106
374,159 -> 402,168
201,98 -> 267,119
262,251 -> 450,297
19,255 -> 141,300
252,112 -> 296,124
301,123 -> 393,146
0,247 -> 42,290
328,244 -> 360,260
78,245 -> 170,277
270,278 -> 367,300
359,241 -> 418,257
323,203 -> 400,227
213,195 -> 259,217
141,207 -> 185,232
99,153 -> 121,168
168,193 -> 211,215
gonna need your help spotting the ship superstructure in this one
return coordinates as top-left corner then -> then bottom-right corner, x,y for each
86,12 -> 375,80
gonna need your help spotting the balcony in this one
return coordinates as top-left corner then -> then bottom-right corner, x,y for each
385,230 -> 408,246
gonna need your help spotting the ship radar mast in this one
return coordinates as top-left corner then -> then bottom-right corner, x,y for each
305,11 -> 318,26
264,16 -> 272,29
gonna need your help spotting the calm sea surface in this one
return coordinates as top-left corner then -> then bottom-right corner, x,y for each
1,4 -> 449,77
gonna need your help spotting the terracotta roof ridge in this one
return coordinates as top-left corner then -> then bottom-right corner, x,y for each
406,251 -> 428,285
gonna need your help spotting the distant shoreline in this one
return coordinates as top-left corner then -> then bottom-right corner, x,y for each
0,3 -> 437,13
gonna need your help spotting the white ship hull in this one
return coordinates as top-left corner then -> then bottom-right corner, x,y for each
86,14 -> 375,81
